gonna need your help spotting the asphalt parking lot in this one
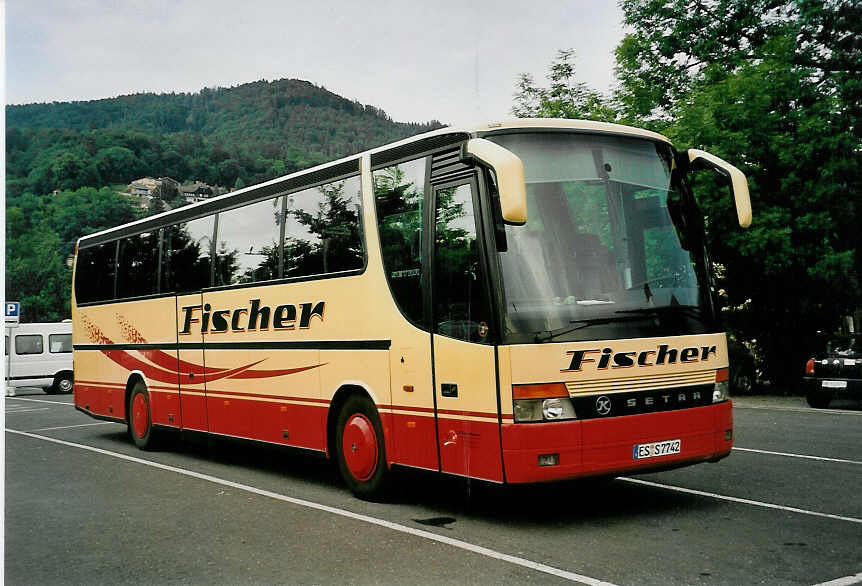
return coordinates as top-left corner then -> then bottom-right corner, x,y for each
5,389 -> 861,585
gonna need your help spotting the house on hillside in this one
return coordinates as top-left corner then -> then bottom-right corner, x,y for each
180,181 -> 216,203
128,176 -> 180,197
129,177 -> 160,196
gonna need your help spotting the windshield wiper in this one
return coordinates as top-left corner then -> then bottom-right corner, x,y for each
533,315 -> 653,343
615,304 -> 708,323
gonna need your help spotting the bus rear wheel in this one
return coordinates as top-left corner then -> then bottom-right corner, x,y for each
335,395 -> 390,500
128,381 -> 158,450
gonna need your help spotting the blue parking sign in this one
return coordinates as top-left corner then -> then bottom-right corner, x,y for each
5,302 -> 20,324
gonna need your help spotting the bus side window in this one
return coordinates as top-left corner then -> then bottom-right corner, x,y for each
373,158 -> 426,327
117,230 -> 160,299
433,182 -> 493,344
75,242 -> 118,303
214,196 -> 284,286
163,217 -> 215,294
284,176 -> 364,278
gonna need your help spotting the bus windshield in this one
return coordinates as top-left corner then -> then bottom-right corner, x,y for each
487,132 -> 716,344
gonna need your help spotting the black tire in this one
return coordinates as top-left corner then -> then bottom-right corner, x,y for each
50,372 -> 74,394
335,395 -> 390,500
127,381 -> 158,450
806,391 -> 832,409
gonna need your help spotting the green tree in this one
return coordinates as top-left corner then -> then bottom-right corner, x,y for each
95,146 -> 143,184
5,187 -> 138,320
516,2 -> 860,387
513,50 -> 618,122
613,0 -> 861,387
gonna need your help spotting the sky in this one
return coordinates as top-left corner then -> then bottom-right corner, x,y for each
5,0 -> 625,126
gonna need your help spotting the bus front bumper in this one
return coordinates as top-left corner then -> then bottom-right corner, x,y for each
501,401 -> 733,483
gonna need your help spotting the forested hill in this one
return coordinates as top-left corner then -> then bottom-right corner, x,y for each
5,79 -> 443,322
6,78 -> 443,197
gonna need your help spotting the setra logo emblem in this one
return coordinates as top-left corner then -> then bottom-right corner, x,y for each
595,395 -> 612,416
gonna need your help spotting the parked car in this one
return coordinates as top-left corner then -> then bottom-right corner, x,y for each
4,321 -> 73,394
803,333 -> 861,408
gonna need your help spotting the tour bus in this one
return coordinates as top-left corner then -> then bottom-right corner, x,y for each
5,321 -> 74,394
72,119 -> 752,498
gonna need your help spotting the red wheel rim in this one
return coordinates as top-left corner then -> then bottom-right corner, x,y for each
131,393 -> 149,439
342,413 -> 378,481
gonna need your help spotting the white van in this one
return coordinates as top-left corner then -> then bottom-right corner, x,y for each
4,321 -> 74,394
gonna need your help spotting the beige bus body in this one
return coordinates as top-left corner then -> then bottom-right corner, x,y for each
73,119 -> 747,497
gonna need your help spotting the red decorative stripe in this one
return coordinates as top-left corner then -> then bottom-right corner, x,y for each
75,383 -> 119,390
385,405 -> 435,414
75,379 -> 126,388
227,362 -> 327,379
201,389 -> 332,404
435,408 -> 500,419
137,347 -> 229,375
101,349 -> 184,384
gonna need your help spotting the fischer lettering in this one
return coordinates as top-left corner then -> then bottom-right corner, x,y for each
179,299 -> 325,335
563,344 -> 717,372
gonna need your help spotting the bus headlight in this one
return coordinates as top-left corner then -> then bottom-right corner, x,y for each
513,398 -> 577,422
543,397 -> 575,420
513,383 -> 577,422
713,368 -> 730,402
513,399 -> 543,422
713,381 -> 729,403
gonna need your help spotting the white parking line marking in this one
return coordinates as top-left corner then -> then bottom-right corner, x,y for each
5,408 -> 50,414
30,422 -> 117,432
5,398 -> 75,406
733,447 -> 862,465
5,428 -> 616,586
620,478 -> 862,524
812,571 -> 862,586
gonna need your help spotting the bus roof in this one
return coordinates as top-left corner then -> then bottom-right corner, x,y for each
77,119 -> 672,248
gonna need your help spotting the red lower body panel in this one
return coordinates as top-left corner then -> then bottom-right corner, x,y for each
75,383 -> 105,416
502,402 -> 733,483
385,411 -> 439,471
202,393 -> 328,452
74,382 -> 124,420
436,417 -> 504,482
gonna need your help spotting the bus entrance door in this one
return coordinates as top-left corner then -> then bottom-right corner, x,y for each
433,336 -> 502,481
176,293 -> 208,432
431,178 -> 504,482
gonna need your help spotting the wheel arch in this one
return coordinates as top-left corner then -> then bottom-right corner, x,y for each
124,370 -> 148,422
326,382 -> 391,463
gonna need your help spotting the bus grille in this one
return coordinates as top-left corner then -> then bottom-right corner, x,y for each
565,369 -> 717,396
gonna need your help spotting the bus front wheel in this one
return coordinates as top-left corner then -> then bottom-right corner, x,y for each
128,381 -> 158,450
335,395 -> 390,500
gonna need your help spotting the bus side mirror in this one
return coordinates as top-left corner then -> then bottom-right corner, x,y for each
464,138 -> 527,225
685,149 -> 752,228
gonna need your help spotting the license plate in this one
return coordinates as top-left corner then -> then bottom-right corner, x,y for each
822,380 -> 847,389
634,439 -> 681,460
